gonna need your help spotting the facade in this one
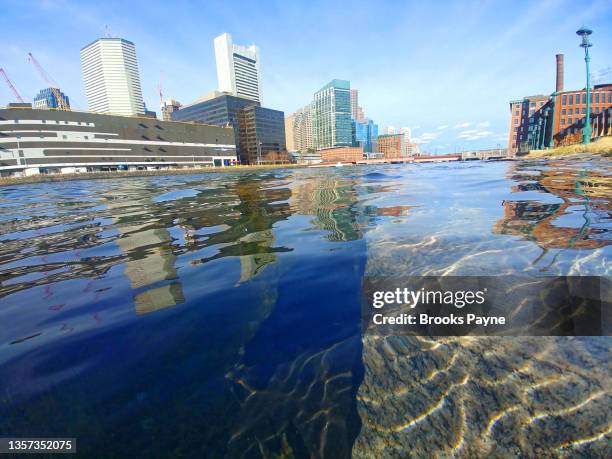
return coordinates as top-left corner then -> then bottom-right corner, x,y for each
161,99 -> 182,121
236,104 -> 287,164
318,146 -> 363,163
284,113 -> 296,151
294,104 -> 313,152
214,33 -> 262,103
0,108 -> 236,176
172,92 -> 285,164
354,119 -> 378,153
377,133 -> 415,158
80,38 -> 145,116
33,87 -> 70,110
285,104 -> 314,152
507,95 -> 548,153
532,84 -> 612,149
312,79 -> 352,150
350,89 -> 365,122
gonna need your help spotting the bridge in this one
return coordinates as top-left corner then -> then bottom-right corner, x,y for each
461,148 -> 513,161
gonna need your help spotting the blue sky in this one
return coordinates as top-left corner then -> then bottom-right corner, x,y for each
1,0 -> 611,151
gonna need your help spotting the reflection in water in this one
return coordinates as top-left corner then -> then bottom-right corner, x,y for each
0,159 -> 610,457
494,163 -> 611,252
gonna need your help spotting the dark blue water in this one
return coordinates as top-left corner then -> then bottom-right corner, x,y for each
0,159 -> 610,457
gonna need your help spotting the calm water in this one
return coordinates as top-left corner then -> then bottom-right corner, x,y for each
0,159 -> 610,458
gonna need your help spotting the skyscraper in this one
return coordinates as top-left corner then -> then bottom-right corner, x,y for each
312,79 -> 352,150
214,33 -> 263,103
33,87 -> 70,110
80,38 -> 145,116
350,89 -> 365,122
285,113 -> 296,151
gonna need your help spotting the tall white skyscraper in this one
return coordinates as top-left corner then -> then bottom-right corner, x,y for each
214,33 -> 262,103
80,38 -> 145,116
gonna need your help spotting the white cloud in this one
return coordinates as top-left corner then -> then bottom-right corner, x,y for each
436,124 -> 448,130
453,122 -> 471,129
456,129 -> 494,141
477,121 -> 491,127
412,131 -> 440,144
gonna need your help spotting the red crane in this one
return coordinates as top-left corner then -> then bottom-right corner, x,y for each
0,68 -> 25,103
27,52 -> 70,110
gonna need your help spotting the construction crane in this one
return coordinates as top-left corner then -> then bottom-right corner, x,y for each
0,68 -> 24,103
27,52 -> 70,110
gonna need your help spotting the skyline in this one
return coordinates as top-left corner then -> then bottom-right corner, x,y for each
1,0 -> 611,151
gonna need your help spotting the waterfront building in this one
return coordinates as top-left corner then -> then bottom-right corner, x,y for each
354,119 -> 378,153
531,83 -> 612,149
214,33 -> 262,103
236,104 -> 287,164
161,99 -> 182,121
312,79 -> 352,150
509,53 -> 612,152
507,95 -> 548,153
33,87 -> 70,110
318,146 -> 363,163
0,108 -> 236,176
172,92 -> 285,164
80,38 -> 145,116
377,133 -> 415,158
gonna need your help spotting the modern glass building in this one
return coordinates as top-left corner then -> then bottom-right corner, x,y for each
32,87 -> 70,110
354,119 -> 378,153
237,105 -> 286,164
312,79 -> 352,149
172,92 -> 285,164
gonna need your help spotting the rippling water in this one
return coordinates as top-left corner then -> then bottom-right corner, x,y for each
0,158 -> 610,458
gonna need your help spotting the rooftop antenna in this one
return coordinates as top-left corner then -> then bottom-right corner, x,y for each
104,24 -> 111,38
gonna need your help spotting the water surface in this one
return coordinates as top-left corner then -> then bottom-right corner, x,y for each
0,159 -> 610,457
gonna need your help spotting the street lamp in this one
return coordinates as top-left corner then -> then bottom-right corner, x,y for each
576,26 -> 593,144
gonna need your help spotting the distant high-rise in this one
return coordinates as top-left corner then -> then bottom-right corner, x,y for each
80,38 -> 145,116
312,79 -> 352,150
161,99 -> 182,121
285,113 -> 296,151
214,33 -> 263,103
286,104 -> 314,152
33,87 -> 70,110
350,89 -> 365,122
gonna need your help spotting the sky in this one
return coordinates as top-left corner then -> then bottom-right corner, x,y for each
1,0 -> 611,152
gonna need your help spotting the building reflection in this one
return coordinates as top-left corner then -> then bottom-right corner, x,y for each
494,164 -> 611,250
105,185 -> 185,315
290,178 -> 363,241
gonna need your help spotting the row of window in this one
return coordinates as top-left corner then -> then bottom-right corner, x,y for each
562,92 -> 612,105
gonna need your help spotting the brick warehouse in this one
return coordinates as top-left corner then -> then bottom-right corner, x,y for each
508,54 -> 612,153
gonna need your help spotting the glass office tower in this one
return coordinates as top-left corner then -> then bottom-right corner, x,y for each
312,79 -> 352,149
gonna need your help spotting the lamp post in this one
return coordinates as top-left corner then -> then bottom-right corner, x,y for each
548,93 -> 557,148
541,107 -> 549,149
576,26 -> 593,144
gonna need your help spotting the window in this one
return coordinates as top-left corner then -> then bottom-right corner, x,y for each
84,136 -> 89,140
595,93 -> 599,103
608,93 -> 612,104
582,108 -> 586,114
582,94 -> 586,104
568,118 -> 572,124
561,109 -> 566,115
562,95 -> 567,104
561,119 -> 566,125
62,135 -> 67,139
568,95 -> 573,105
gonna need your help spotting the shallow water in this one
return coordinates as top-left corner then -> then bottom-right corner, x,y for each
0,159 -> 610,457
